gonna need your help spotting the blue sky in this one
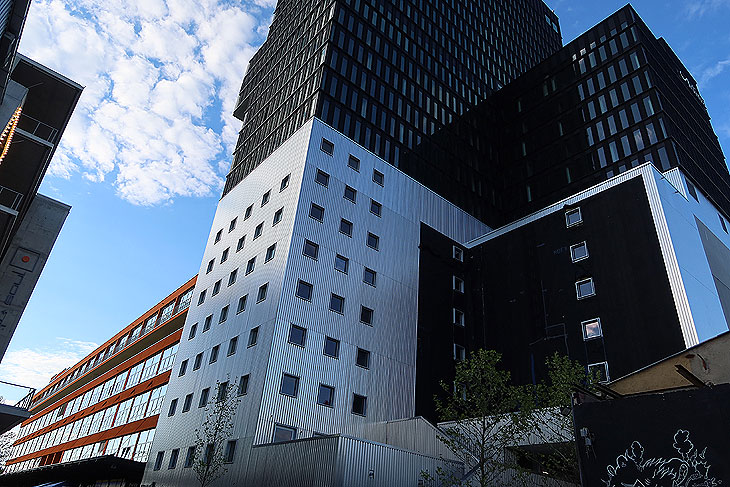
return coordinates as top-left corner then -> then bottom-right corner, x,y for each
0,0 -> 728,402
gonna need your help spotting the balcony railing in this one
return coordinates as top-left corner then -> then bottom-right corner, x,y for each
0,380 -> 36,410
0,184 -> 23,212
16,113 -> 58,145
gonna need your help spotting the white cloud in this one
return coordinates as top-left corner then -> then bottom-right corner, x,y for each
0,338 -> 99,400
685,0 -> 730,18
19,0 -> 273,205
699,58 -> 730,88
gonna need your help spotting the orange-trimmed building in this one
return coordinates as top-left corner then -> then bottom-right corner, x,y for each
1,276 -> 196,486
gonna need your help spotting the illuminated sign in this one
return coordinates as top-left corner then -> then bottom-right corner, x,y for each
0,105 -> 23,166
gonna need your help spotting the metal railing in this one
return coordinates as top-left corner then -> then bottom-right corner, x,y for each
0,380 -> 36,409
17,113 -> 58,144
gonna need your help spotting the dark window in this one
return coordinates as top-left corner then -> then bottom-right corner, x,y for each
570,242 -> 589,262
582,318 -> 603,340
168,449 -> 179,469
356,348 -> 371,369
289,324 -> 307,347
317,384 -> 335,407
193,353 -> 203,370
253,222 -> 264,239
206,259 -> 214,274
324,336 -> 340,358
453,309 -> 464,326
273,425 -> 296,443
310,203 -> 325,221
217,381 -> 228,402
363,268 -> 377,286
344,185 -> 357,202
257,283 -> 268,302
296,280 -> 313,301
203,315 -> 212,332
265,244 -> 277,262
248,327 -> 259,347
273,207 -> 283,225
280,174 -> 290,191
182,393 -> 193,412
329,293 -> 345,314
588,362 -> 610,383
168,398 -> 178,416
209,345 -> 219,364
316,169 -> 330,187
198,388 -> 210,408
453,246 -> 464,261
221,248 -> 229,263
228,336 -> 238,356
566,208 -> 583,227
224,440 -> 237,463
320,138 -> 334,155
219,306 -> 228,324
280,374 -> 299,397
214,230 -> 222,243
261,190 -> 271,207
198,290 -> 206,305
237,236 -> 246,252
212,280 -> 221,296
576,278 -> 596,299
370,200 -> 382,216
720,215 -> 729,234
373,170 -> 384,186
229,218 -> 237,232
237,295 -> 248,313
153,451 -> 164,470
244,205 -> 253,220
360,306 -> 374,325
203,443 -> 214,466
184,447 -> 195,468
340,218 -> 353,236
179,360 -> 188,377
367,233 -> 380,250
238,374 -> 250,395
303,240 -> 319,259
453,276 -> 464,292
335,254 -> 349,273
228,269 -> 237,286
352,394 -> 367,416
188,323 -> 197,340
348,155 -> 360,171
246,258 -> 256,275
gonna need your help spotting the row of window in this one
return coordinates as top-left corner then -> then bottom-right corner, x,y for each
279,372 -> 368,416
308,202 -> 380,250
189,282 -> 269,342
153,440 -> 238,471
318,139 -> 385,190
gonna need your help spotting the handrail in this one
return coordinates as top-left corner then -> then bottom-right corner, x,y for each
0,380 -> 36,409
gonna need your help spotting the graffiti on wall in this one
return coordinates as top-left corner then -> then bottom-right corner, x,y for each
603,429 -> 721,487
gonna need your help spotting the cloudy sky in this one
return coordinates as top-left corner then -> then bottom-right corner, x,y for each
1,0 -> 729,402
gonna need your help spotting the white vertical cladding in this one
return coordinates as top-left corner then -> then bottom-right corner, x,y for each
142,123 -> 314,486
254,119 -> 489,445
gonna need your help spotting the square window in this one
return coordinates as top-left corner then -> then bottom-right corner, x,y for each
303,240 -> 319,259
273,424 -> 296,443
360,306 -> 374,325
184,446 -> 195,468
453,309 -> 464,326
203,315 -> 212,332
198,290 -> 206,306
261,190 -> 271,207
193,353 -> 203,370
288,324 -> 307,347
453,276 -> 464,292
188,323 -> 197,340
570,242 -> 589,262
317,384 -> 335,407
329,293 -> 345,314
224,440 -> 236,463
367,233 -> 380,250
320,138 -> 334,155
168,398 -> 178,416
588,362 -> 610,383
206,259 -> 214,274
212,280 -> 221,296
316,169 -> 330,187
253,222 -> 264,239
310,203 -> 325,222
280,374 -> 299,397
265,244 -> 277,262
248,327 -> 259,347
340,218 -> 353,236
280,174 -> 291,191
296,280 -> 313,301
237,236 -> 246,252
238,374 -> 249,395
227,336 -> 238,356
221,248 -> 229,263
373,169 -> 384,186
370,200 -> 382,217
566,207 -> 583,227
244,205 -> 253,220
344,185 -> 357,203
229,218 -> 237,233
363,268 -> 377,287
582,318 -> 603,340
454,344 -> 466,361
219,306 -> 228,324
348,155 -> 360,171
453,246 -> 464,261
228,269 -> 237,286
179,360 -> 188,377
356,348 -> 371,369
273,208 -> 283,226
214,230 -> 222,244
246,258 -> 256,275
324,336 -> 340,358
209,345 -> 219,364
352,394 -> 367,416
237,295 -> 248,313
257,284 -> 268,302
576,278 -> 596,299
198,388 -> 210,408
182,394 -> 193,412
335,254 -> 349,273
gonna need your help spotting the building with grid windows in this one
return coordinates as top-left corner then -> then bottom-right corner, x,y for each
1,278 -> 196,486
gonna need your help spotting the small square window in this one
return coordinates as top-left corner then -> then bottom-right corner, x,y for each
566,207 -> 583,227
193,353 -> 203,370
324,336 -> 340,358
229,218 -> 237,233
265,244 -> 277,262
296,280 -> 313,301
237,236 -> 246,252
582,318 -> 603,340
454,344 -> 466,361
221,248 -> 229,263
335,254 -> 349,274
228,336 -> 238,355
199,388 -> 210,408
238,374 -> 249,395
329,293 -> 345,314
168,398 -> 178,416
184,446 -> 195,468
344,185 -> 357,203
203,315 -> 212,332
310,203 -> 325,222
373,169 -> 384,186
182,393 -> 193,412
206,259 -> 214,274
273,424 -> 296,443
280,174 -> 291,191
261,190 -> 271,207
370,200 -> 382,217
288,324 -> 307,347
244,205 -> 253,220
348,155 -> 360,171
246,257 -> 256,275
363,268 -> 377,287
248,327 -> 259,347
453,308 -> 464,326
366,232 -> 380,250
198,290 -> 206,306
253,222 -> 264,239
340,218 -> 353,236
453,246 -> 464,261
188,323 -> 197,340
320,138 -> 334,155
576,278 -> 596,299
237,295 -> 248,313
356,348 -> 371,369
316,169 -> 330,187
209,345 -> 219,364
280,374 -> 299,397
219,306 -> 228,324
453,276 -> 464,292
273,207 -> 283,226
588,362 -> 610,383
257,283 -> 268,302
317,384 -> 335,407
570,242 -> 589,262
303,240 -> 319,259
352,394 -> 367,416
179,360 -> 188,377
214,230 -> 222,244
228,269 -> 237,286
212,280 -> 221,296
224,440 -> 237,463
360,306 -> 374,325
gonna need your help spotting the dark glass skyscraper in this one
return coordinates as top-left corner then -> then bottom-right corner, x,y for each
225,0 -> 562,195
